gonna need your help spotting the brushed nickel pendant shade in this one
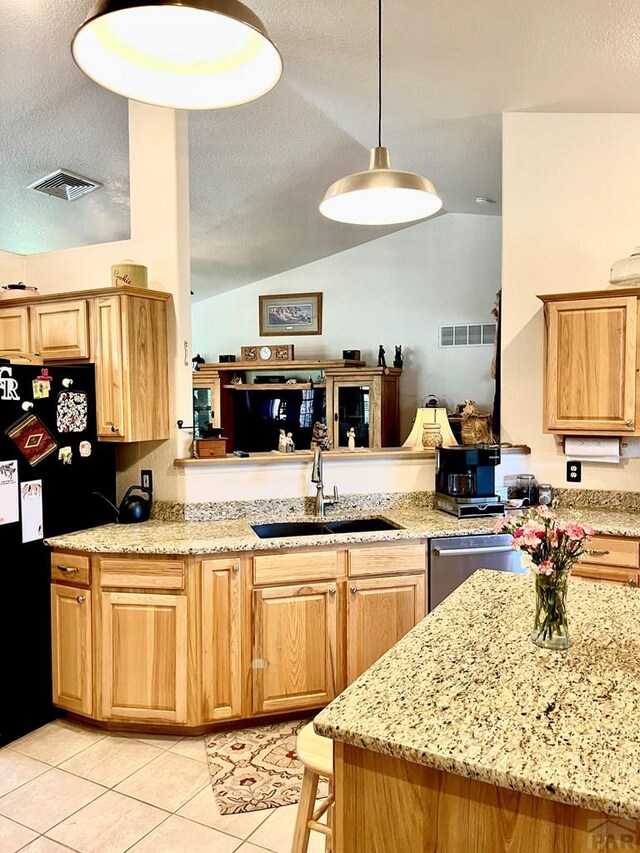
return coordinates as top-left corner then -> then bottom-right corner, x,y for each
320,0 -> 442,225
71,0 -> 282,110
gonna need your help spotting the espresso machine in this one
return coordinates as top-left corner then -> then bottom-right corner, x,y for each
435,445 -> 505,517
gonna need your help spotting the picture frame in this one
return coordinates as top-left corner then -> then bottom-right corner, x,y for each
259,292 -> 323,336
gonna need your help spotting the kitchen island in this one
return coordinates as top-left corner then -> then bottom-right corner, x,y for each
315,571 -> 640,852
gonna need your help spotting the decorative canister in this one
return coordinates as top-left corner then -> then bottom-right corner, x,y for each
111,261 -> 148,289
422,422 -> 443,449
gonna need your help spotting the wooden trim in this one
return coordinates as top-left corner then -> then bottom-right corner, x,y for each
197,359 -> 366,371
0,285 -> 171,308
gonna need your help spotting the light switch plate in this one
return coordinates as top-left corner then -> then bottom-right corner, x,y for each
566,460 -> 581,483
141,469 -> 153,492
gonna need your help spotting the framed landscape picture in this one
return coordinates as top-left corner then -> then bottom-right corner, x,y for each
259,292 -> 323,336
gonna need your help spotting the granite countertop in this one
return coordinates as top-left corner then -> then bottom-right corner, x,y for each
315,571 -> 640,820
45,504 -> 640,554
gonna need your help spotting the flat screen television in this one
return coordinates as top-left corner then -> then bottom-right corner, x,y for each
232,387 -> 326,453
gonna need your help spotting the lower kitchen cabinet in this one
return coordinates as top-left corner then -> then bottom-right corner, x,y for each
50,584 -> 93,716
346,574 -> 426,683
201,557 -> 243,721
100,591 -> 188,723
252,582 -> 339,715
573,534 -> 640,587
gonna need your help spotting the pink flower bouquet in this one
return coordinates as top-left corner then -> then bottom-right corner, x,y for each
494,506 -> 594,649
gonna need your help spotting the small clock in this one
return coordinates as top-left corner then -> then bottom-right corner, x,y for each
241,344 -> 294,362
260,346 -> 273,360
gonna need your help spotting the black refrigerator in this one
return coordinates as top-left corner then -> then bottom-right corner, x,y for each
0,362 -> 115,746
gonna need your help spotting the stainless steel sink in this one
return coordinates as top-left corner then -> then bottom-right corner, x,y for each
250,518 -> 402,539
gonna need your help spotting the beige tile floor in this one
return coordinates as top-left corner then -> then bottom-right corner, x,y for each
0,720 -> 326,853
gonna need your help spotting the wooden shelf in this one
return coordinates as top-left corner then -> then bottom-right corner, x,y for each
198,359 -> 366,371
223,382 -> 326,391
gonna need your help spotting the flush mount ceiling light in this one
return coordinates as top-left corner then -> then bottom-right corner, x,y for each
320,0 -> 442,225
71,0 -> 283,110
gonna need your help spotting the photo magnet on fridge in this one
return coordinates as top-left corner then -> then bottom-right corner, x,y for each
32,368 -> 52,400
0,460 -> 19,525
56,391 -> 88,433
5,413 -> 58,466
20,480 -> 43,542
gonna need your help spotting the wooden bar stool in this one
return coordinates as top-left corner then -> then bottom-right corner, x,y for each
291,722 -> 334,853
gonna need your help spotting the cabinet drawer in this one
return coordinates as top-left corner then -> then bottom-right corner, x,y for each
98,557 -> 185,590
51,552 -> 90,586
253,550 -> 338,585
586,535 -> 639,568
573,564 -> 639,587
348,543 -> 425,577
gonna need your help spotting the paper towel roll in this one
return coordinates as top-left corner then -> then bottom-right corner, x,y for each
564,436 -> 621,464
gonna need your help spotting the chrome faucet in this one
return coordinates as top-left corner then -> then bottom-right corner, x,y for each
311,446 -> 339,517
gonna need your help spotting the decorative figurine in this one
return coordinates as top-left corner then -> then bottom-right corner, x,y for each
460,400 -> 495,445
347,427 -> 356,451
192,353 -> 205,372
286,432 -> 295,452
310,421 -> 332,451
393,345 -> 404,369
377,345 -> 386,368
278,429 -> 287,453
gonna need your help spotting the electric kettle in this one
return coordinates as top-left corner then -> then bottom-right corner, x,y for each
93,485 -> 152,524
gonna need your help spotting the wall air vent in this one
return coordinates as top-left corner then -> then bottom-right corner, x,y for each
28,169 -> 102,201
439,324 -> 496,348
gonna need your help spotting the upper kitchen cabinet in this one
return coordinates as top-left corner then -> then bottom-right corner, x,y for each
540,290 -> 640,434
0,287 -> 171,442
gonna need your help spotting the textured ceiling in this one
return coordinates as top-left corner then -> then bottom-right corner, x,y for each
2,0 -> 640,297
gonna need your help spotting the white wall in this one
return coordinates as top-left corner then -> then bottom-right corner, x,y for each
192,213 -> 500,441
502,112 -> 640,490
0,250 -> 25,284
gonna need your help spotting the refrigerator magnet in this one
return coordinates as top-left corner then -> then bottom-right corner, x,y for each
0,460 -> 19,525
33,368 -> 52,400
0,365 -> 19,401
5,413 -> 58,466
56,391 -> 88,433
21,401 -> 33,411
20,480 -> 43,542
62,378 -> 74,388
79,440 -> 92,457
58,446 -> 73,465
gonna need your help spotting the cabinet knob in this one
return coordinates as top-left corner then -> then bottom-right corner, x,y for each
76,595 -> 86,604
233,562 -> 240,573
625,420 -> 633,428
329,587 -> 336,595
628,577 -> 638,588
350,586 -> 357,594
110,425 -> 119,433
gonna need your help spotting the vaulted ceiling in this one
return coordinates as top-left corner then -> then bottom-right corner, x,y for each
2,0 -> 640,299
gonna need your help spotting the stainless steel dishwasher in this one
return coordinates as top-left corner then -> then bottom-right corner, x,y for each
429,534 -> 527,610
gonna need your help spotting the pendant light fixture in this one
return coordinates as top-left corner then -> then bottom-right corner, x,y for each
319,0 -> 442,225
71,0 -> 283,110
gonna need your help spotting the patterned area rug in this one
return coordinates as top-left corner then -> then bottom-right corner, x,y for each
205,718 -> 328,814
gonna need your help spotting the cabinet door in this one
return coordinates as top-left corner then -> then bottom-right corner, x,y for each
31,300 -> 89,360
572,564 -> 640,587
202,558 -> 243,721
0,306 -> 30,355
253,582 -> 338,714
93,296 -> 126,439
332,381 -> 378,448
51,585 -> 92,715
347,574 -> 425,683
101,592 -> 187,723
545,297 -> 637,432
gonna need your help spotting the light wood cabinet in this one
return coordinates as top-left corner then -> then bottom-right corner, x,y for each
100,591 -> 188,723
0,286 -> 170,442
51,584 -> 92,715
573,534 -> 640,587
0,305 -> 30,355
92,292 -> 169,442
252,582 -> 338,715
326,367 -> 402,448
201,557 -> 243,721
347,574 -> 426,682
540,290 -> 640,433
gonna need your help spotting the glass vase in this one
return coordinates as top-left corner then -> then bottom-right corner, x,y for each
531,568 -> 571,650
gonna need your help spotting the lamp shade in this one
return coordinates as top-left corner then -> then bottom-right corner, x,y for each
403,407 -> 457,449
320,147 -> 443,226
71,0 -> 283,110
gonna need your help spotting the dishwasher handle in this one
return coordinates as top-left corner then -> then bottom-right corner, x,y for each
432,545 -> 515,557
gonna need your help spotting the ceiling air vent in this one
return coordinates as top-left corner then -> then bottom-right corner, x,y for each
28,169 -> 102,201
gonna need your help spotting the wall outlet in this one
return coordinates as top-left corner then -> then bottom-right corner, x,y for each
566,460 -> 581,483
141,469 -> 153,492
